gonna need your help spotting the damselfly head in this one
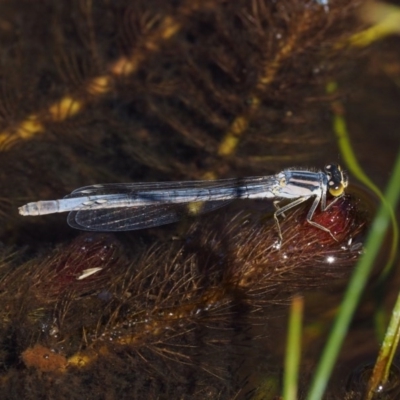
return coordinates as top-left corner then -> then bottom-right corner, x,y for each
324,164 -> 349,197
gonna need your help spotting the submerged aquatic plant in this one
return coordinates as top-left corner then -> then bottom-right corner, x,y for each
0,196 -> 364,398
0,0 -> 391,398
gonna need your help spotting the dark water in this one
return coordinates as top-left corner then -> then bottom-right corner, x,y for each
0,1 -> 398,399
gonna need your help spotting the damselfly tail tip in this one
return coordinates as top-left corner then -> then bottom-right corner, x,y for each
19,204 -> 30,216
19,200 -> 61,216
19,202 -> 39,216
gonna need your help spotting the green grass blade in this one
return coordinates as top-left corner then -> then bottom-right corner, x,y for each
283,295 -> 304,400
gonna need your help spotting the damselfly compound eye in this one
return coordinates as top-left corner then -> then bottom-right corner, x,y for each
325,164 -> 348,197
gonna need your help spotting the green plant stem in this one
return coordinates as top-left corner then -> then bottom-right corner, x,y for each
326,81 -> 398,279
365,291 -> 400,399
283,295 -> 304,400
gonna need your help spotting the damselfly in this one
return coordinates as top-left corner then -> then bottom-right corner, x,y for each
19,164 -> 348,243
